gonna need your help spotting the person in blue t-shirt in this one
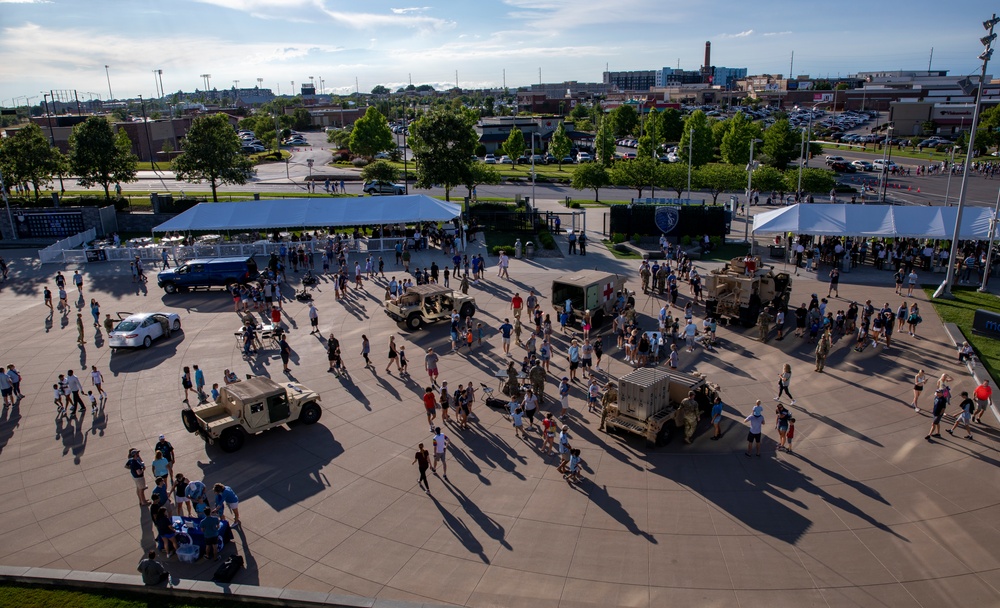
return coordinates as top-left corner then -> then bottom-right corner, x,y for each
499,318 -> 514,356
710,396 -> 724,440
200,508 -> 221,561
213,483 -> 241,526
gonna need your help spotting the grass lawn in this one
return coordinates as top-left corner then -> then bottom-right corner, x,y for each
602,240 -> 642,259
703,242 -> 750,262
922,286 -> 1000,383
0,583 -> 251,608
483,229 -> 536,255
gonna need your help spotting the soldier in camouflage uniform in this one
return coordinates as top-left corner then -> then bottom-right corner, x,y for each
678,391 -> 701,444
599,383 -> 619,431
504,361 -> 520,397
758,308 -> 772,343
639,262 -> 651,293
529,361 -> 546,402
656,264 -> 667,295
815,328 -> 832,372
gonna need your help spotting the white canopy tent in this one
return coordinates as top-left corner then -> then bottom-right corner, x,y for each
152,195 -> 463,233
752,204 -> 998,240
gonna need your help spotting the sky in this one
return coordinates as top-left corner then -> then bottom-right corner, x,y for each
0,0 -> 992,105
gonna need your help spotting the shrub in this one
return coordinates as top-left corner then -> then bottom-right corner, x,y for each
611,233 -> 627,244
680,235 -> 692,246
709,236 -> 722,248
537,231 -> 556,249
491,245 -> 513,256
630,234 -> 641,245
568,201 -> 582,209
351,157 -> 368,168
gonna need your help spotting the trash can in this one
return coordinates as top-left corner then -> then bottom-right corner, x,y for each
514,238 -> 523,259
841,255 -> 850,273
525,241 -> 535,259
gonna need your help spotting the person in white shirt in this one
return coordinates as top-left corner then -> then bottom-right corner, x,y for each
431,428 -> 449,480
745,401 -> 765,457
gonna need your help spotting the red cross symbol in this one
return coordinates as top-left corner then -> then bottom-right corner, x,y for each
603,282 -> 614,301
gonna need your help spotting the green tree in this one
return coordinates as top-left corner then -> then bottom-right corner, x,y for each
594,116 -> 616,167
349,107 -> 394,159
751,166 -> 785,194
360,159 -> 399,183
609,156 -> 660,199
678,110 -> 714,167
783,167 -> 836,195
659,108 -> 683,143
659,163 -> 691,198
609,104 -> 639,139
172,113 -> 254,202
326,127 -> 352,148
371,85 -> 390,95
637,135 -> 655,159
762,118 -> 800,169
720,112 -> 762,166
569,103 -> 590,120
462,162 -> 501,199
0,122 -> 66,202
408,109 -> 478,201
975,104 -> 1000,153
575,118 -> 594,132
502,127 -> 526,162
291,107 -> 311,131
571,163 -> 609,202
645,108 -> 662,156
68,116 -> 138,200
694,163 -> 747,203
549,122 -> 572,169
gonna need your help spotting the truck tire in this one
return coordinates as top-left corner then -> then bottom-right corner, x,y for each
219,428 -> 245,453
163,283 -> 177,294
405,314 -> 423,331
460,302 -> 475,318
299,402 -> 322,425
655,422 -> 675,447
181,408 -> 198,433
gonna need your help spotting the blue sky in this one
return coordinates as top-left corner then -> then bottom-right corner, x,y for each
0,0 -> 990,104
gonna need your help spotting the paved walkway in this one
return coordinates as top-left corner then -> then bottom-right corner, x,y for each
0,209 -> 997,607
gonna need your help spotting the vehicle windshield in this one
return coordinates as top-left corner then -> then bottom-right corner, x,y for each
115,320 -> 140,331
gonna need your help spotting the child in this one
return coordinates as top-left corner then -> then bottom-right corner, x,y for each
53,383 -> 64,418
331,346 -> 345,376
808,319 -> 820,343
201,508 -> 221,561
211,383 -> 220,402
785,418 -> 796,453
668,344 -> 679,369
558,377 -> 570,420
541,413 -> 557,454
854,324 -> 869,352
512,407 -> 525,438
88,391 -> 98,415
476,322 -> 484,346
466,327 -> 474,350
559,310 -> 569,333
398,346 -> 408,375
565,449 -> 582,482
587,379 -> 600,412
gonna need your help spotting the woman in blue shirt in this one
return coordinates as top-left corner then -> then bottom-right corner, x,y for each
710,397 -> 725,440
567,339 -> 581,382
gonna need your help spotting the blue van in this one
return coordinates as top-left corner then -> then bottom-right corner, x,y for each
157,256 -> 259,294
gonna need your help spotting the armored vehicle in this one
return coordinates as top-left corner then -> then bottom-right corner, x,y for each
601,368 -> 720,447
384,284 -> 477,331
703,257 -> 792,327
181,376 -> 322,452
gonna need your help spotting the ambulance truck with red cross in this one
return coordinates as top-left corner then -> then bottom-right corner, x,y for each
551,271 -> 628,330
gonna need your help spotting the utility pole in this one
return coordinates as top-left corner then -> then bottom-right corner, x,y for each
104,65 -> 114,100
153,70 -> 161,98
138,95 -> 158,171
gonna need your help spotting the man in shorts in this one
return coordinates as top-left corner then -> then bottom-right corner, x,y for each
744,402 -> 764,457
424,348 -> 440,386
308,303 -> 319,334
126,448 -> 149,505
431,428 -> 448,480
510,292 -> 523,319
557,426 -> 572,473
213,483 -> 241,526
973,379 -> 992,424
926,388 -> 948,441
499,318 -> 514,356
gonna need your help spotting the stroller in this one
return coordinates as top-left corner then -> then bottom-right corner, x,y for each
301,270 -> 318,288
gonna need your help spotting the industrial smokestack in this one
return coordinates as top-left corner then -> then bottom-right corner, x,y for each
704,41 -> 711,70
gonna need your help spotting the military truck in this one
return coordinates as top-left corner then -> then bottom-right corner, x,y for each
703,257 -> 792,327
181,376 -> 322,452
601,368 -> 720,447
384,284 -> 477,331
552,271 -> 628,329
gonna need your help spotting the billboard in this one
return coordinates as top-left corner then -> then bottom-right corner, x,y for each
813,93 -> 833,102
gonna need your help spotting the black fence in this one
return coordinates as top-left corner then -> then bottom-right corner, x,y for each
609,204 -> 727,238
468,207 -> 541,233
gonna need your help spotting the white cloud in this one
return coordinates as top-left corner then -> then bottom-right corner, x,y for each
502,0 -> 687,31
720,29 -> 753,39
0,0 -> 51,3
763,31 -> 792,37
391,7 -> 430,14
192,0 -> 451,30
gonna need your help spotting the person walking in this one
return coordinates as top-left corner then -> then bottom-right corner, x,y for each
907,269 -> 918,297
279,334 -> 291,372
90,299 -> 100,328
424,348 -> 440,386
193,365 -> 206,401
423,386 -> 438,432
521,388 -> 538,430
745,401 -> 765,457
828,267 -> 840,298
911,369 -> 927,412
710,396 -> 724,440
413,443 -> 431,492
360,335 -> 373,369
5,365 -> 21,400
326,333 -> 341,372
180,367 -> 193,403
73,270 -> 84,294
776,402 -> 791,451
946,391 -> 975,440
926,387 -> 948,441
973,379 -> 992,424
431,427 -> 448,480
557,426 -> 572,474
76,313 -> 86,345
814,329 -> 831,372
774,363 -> 795,405
907,303 -> 922,337
90,365 -> 106,401
126,448 -> 150,506
385,336 -> 400,373
308,303 -> 319,334
66,369 -> 85,415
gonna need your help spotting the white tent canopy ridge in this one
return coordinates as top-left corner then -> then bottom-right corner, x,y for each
152,195 -> 462,233
752,204 -> 997,240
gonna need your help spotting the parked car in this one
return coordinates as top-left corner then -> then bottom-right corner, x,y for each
824,155 -> 845,165
499,155 -> 514,165
363,180 -> 406,195
241,145 -> 265,154
560,156 -> 575,165
851,160 -> 873,171
829,161 -> 856,173
576,152 -> 593,163
108,312 -> 182,350
484,154 -> 497,164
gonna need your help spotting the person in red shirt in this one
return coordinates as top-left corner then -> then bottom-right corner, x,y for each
510,292 -> 523,320
422,387 -> 438,432
973,379 -> 992,424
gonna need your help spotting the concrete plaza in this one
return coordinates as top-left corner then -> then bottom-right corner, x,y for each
0,199 -> 997,607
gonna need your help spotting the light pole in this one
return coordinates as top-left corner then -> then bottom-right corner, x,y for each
744,138 -> 762,243
530,132 -> 537,213
41,92 -> 65,194
796,127 -> 806,200
402,107 -> 409,194
943,146 -> 957,205
935,13 -> 997,299
152,70 -> 161,98
104,65 -> 114,100
879,124 -> 894,203
980,187 -> 1000,291
685,127 -> 693,200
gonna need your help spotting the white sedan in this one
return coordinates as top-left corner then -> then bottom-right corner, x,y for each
109,312 -> 181,350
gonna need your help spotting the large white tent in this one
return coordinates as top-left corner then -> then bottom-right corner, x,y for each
752,204 -> 998,239
152,195 -> 462,233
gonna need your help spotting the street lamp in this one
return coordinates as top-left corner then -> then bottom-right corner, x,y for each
744,138 -> 762,243
935,13 -> 997,299
685,127 -> 694,200
796,127 -> 806,200
879,124 -> 895,203
41,92 -> 65,194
